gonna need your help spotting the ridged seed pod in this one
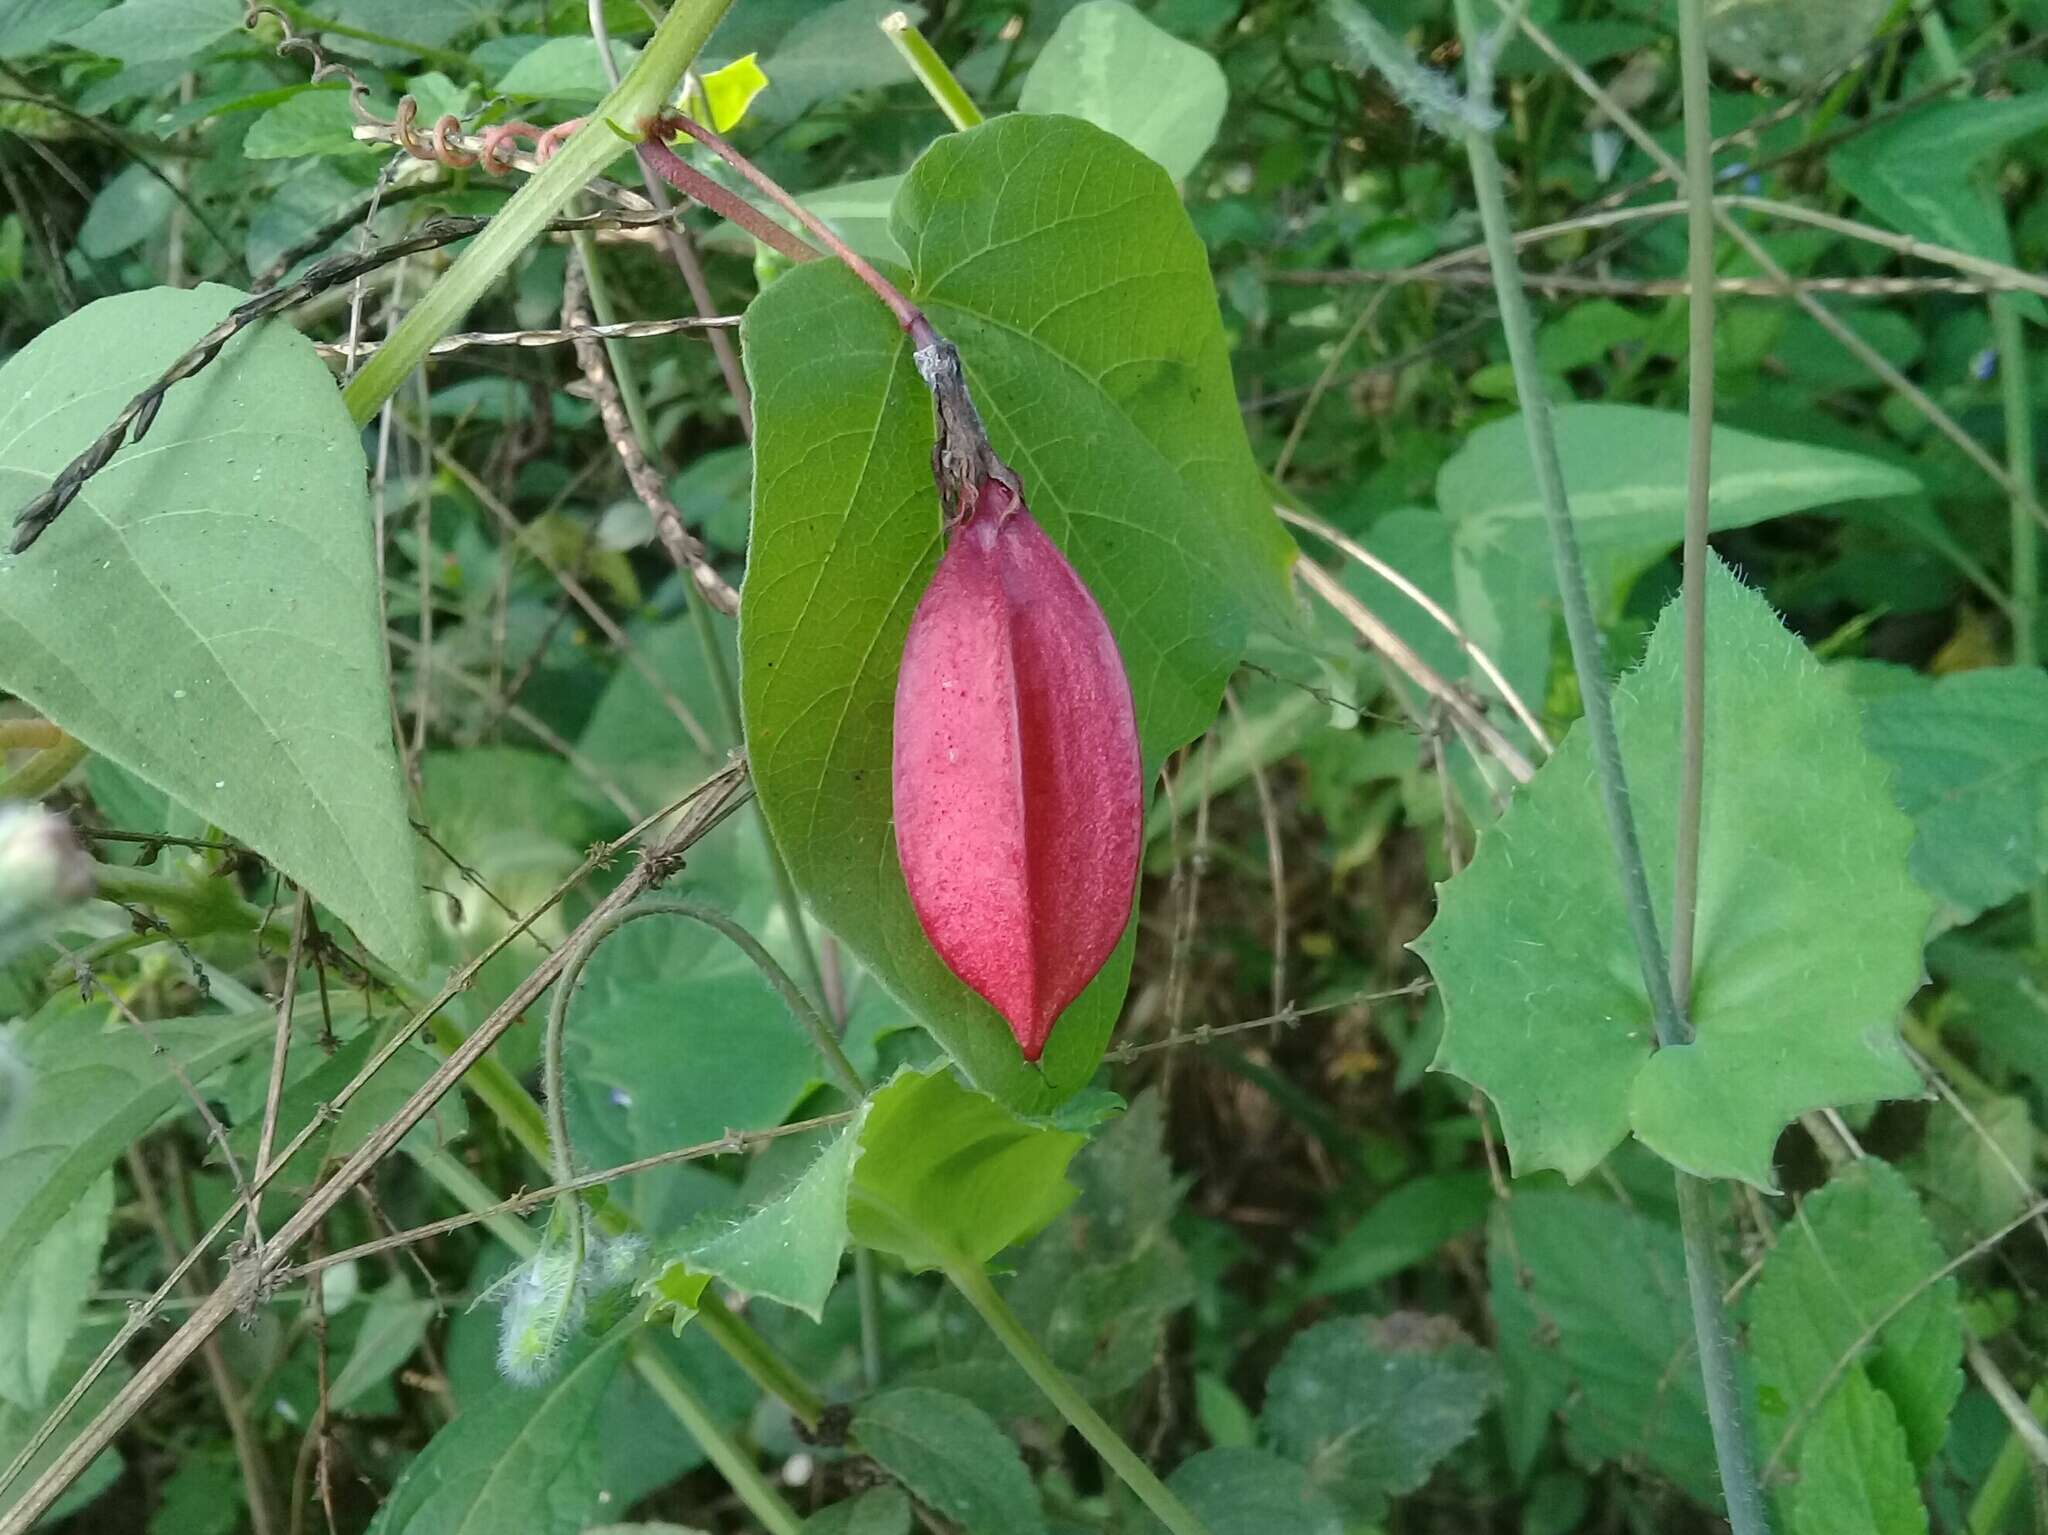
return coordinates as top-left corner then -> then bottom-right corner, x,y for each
892,480 -> 1143,1062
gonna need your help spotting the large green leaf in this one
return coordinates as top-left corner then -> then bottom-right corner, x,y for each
850,1387 -> 1047,1535
1017,1 -> 1229,180
1132,1449 -> 1345,1535
1261,1314 -> 1498,1518
1749,1160 -> 1961,1475
0,1327 -> 131,1528
1790,1369 -> 1929,1535
369,1323 -> 634,1535
0,1172 -> 107,1410
741,115 -> 1297,1111
0,286 -> 429,972
803,1488 -> 912,1535
0,998 -> 272,1309
849,1066 -> 1083,1273
1830,97 -> 2048,311
1854,665 -> 2048,924
1434,405 -> 1919,717
1417,562 -> 1930,1187
1488,1191 -> 1719,1504
59,0 -> 236,61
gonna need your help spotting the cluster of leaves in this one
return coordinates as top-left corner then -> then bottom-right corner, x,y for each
2,0 -> 2048,1533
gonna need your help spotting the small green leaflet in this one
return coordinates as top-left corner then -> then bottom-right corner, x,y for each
1749,1160 -> 1962,1475
1418,561 -> 1931,1187
673,1108 -> 867,1320
849,1066 -> 1083,1273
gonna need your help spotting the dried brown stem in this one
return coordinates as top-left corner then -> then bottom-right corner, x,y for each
561,254 -> 741,616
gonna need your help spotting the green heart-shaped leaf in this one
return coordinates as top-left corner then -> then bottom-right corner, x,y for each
1417,561 -> 1931,1188
739,115 -> 1298,1110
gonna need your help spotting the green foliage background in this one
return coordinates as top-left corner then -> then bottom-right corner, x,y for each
2,0 -> 2048,1532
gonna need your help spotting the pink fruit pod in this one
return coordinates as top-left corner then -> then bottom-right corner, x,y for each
892,479 -> 1143,1062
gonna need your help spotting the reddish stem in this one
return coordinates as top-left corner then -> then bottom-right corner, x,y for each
654,112 -> 926,332
635,135 -> 820,269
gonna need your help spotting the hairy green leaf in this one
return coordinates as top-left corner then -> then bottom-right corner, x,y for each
682,1109 -> 867,1319
1489,1191 -> 1719,1504
1418,561 -> 1930,1186
369,1324 -> 633,1535
1133,1449 -> 1345,1535
851,1387 -> 1047,1535
1262,1313 -> 1498,1517
0,999 -> 271,1314
1856,665 -> 2048,923
1790,1369 -> 1929,1535
1750,1160 -> 1962,1474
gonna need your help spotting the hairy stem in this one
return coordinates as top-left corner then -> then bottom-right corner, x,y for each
1669,0 -> 1714,999
947,1261 -> 1212,1535
1449,5 -> 1768,1531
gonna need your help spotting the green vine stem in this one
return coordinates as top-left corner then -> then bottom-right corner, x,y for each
881,11 -> 985,130
0,732 -> 86,800
946,1260 -> 1212,1535
542,899 -> 866,1261
339,0 -> 737,425
1448,3 -> 1770,1530
1966,1380 -> 2048,1534
633,1336 -> 804,1535
694,1290 -> 829,1429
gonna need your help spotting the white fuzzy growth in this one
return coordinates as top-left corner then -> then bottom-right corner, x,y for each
1329,0 -> 1502,136
591,1233 -> 649,1291
495,1243 -> 587,1387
